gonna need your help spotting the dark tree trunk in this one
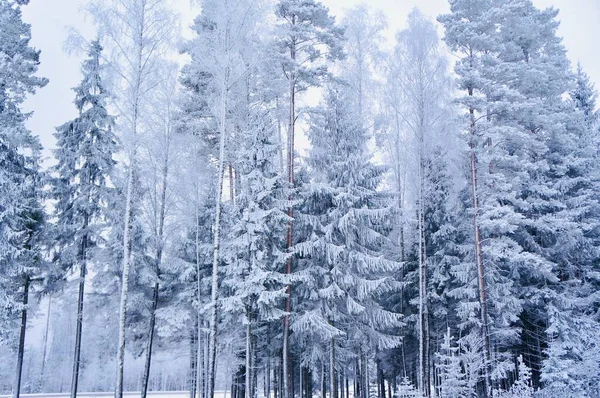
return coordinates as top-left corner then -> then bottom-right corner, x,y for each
13,276 -> 30,398
71,225 -> 88,398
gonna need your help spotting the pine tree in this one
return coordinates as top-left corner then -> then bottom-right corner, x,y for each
273,4 -> 344,394
441,0 -> 600,393
52,40 -> 118,398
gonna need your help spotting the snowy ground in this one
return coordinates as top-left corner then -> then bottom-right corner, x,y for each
0,392 -> 232,398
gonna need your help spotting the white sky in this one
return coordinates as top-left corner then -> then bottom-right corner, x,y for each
20,0 -> 600,160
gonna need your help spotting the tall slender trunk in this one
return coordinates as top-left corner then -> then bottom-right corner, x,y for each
71,218 -> 88,398
418,201 -> 424,395
283,35 -> 297,398
246,318 -> 252,398
141,282 -> 159,398
142,137 -> 170,398
195,179 -> 204,398
362,350 -> 368,398
115,1 -> 145,390
468,79 -> 491,398
229,164 -> 235,203
208,67 -> 230,398
115,158 -> 135,398
330,339 -> 337,398
12,276 -> 29,398
40,295 -> 52,388
320,362 -> 325,398
190,325 -> 198,398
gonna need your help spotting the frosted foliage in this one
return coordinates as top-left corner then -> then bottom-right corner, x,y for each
4,0 -> 600,396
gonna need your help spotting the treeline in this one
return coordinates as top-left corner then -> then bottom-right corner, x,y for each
1,0 -> 599,398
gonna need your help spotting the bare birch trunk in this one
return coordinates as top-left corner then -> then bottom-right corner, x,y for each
208,67 -> 230,398
115,161 -> 135,398
115,5 -> 145,392
12,276 -> 29,398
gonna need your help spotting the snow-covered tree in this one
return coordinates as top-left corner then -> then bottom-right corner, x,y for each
435,328 -> 469,398
181,1 -> 267,396
273,3 -> 344,394
384,9 -> 456,394
441,0 -> 600,394
295,85 -> 402,398
0,1 -> 48,397
52,40 -> 117,398
83,0 -> 178,394
223,109 -> 289,398
340,3 -> 386,121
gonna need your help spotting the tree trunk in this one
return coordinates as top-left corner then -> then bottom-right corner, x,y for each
330,339 -> 337,398
190,325 -> 198,398
40,295 -> 52,388
71,224 -> 88,398
142,133 -> 169,398
208,67 -> 230,398
362,350 -> 368,398
283,32 -> 297,398
195,180 -> 205,398
141,282 -> 159,398
320,362 -> 325,398
12,276 -> 29,398
115,161 -> 135,398
246,319 -> 252,398
468,82 -> 492,398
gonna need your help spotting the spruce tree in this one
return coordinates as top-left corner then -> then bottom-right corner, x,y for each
273,4 -> 345,394
223,109 -> 289,398
296,85 -> 402,398
0,1 -> 48,397
52,40 -> 117,398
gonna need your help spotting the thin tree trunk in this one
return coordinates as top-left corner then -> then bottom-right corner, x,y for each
229,164 -> 235,203
208,68 -> 230,398
362,350 -> 368,398
330,340 -> 337,398
142,133 -> 170,398
115,160 -> 135,398
468,79 -> 492,398
141,282 -> 159,398
320,362 -> 325,398
283,31 -> 297,398
12,276 -> 29,398
40,295 -> 51,388
195,181 -> 204,398
246,318 -> 252,398
190,325 -> 198,398
71,222 -> 88,398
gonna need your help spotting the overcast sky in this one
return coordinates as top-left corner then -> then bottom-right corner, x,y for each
20,0 -> 600,160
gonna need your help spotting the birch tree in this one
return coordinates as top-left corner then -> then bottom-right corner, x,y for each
136,61 -> 181,398
390,9 -> 454,395
84,1 -> 177,396
181,1 -> 265,396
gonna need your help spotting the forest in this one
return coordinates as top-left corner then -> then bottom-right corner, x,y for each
1,0 -> 599,397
